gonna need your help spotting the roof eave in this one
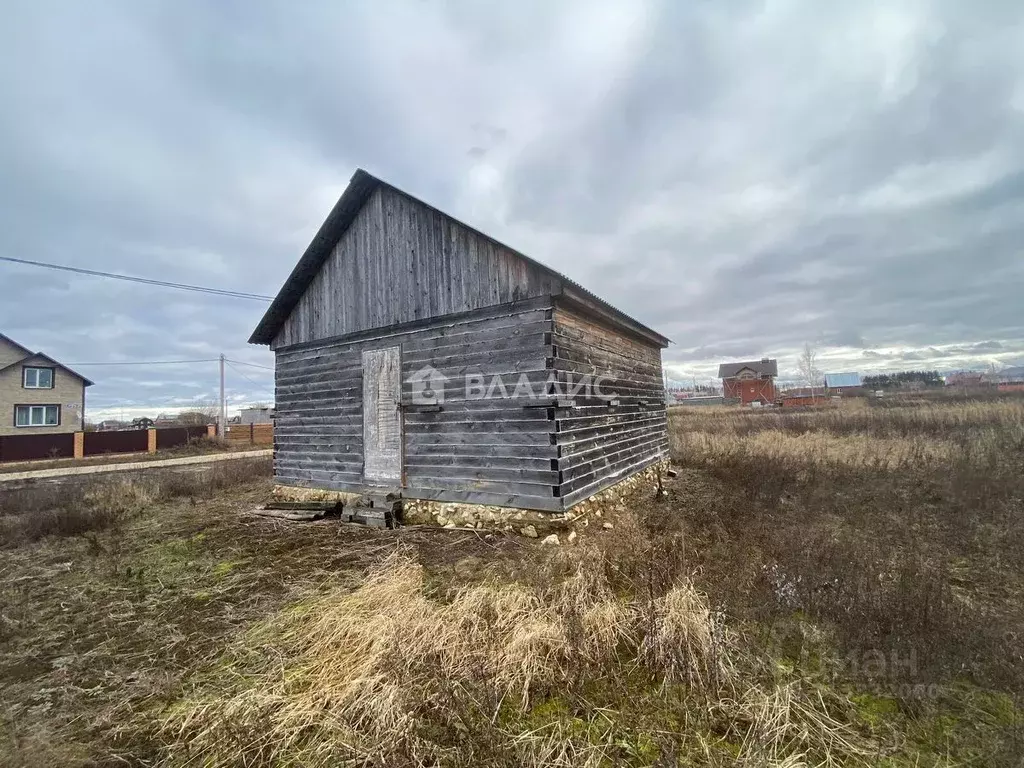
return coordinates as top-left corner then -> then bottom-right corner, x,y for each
33,352 -> 95,387
0,352 -> 94,387
249,169 -> 380,345
0,332 -> 34,358
557,287 -> 670,348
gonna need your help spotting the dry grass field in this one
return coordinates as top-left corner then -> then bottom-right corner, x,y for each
1,394 -> 1023,766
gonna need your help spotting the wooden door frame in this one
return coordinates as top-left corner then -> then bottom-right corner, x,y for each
361,345 -> 403,487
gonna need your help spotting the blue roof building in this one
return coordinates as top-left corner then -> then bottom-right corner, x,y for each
824,372 -> 862,389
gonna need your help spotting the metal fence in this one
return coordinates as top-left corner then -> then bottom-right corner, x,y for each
0,432 -> 76,462
0,425 -> 214,464
83,429 -> 149,456
155,425 -> 210,450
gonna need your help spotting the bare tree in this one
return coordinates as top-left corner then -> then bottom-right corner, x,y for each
798,343 -> 824,396
177,402 -> 219,426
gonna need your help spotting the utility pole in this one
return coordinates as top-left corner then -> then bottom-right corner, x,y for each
219,353 -> 226,439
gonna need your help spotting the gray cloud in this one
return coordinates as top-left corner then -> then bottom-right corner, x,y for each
1,0 -> 1022,414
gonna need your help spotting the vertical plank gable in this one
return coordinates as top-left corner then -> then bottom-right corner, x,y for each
272,186 -> 563,348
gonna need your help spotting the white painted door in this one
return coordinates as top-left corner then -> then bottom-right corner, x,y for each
362,346 -> 403,485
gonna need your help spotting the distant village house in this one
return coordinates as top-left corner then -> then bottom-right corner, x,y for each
718,358 -> 777,405
0,333 -> 92,437
239,405 -> 274,425
824,372 -> 862,396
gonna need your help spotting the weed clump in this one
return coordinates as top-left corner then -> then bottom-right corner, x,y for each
158,550 -> 875,767
0,479 -> 154,544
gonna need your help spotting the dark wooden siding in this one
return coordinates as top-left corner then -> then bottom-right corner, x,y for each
551,303 -> 668,508
274,299 -> 562,511
272,187 -> 563,349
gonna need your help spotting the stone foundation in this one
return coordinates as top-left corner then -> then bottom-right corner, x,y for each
272,484 -> 364,506
402,459 -> 669,537
272,459 -> 669,538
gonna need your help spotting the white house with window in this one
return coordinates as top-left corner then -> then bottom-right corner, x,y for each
0,333 -> 93,437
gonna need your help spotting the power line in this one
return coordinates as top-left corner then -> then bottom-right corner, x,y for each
225,359 -> 267,390
0,255 -> 274,301
226,358 -> 274,371
65,357 -> 272,368
65,360 -> 221,364
89,401 -> 218,409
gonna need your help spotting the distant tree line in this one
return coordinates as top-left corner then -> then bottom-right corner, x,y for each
862,370 -> 943,389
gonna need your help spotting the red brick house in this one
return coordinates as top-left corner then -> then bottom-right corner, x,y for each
718,358 -> 778,404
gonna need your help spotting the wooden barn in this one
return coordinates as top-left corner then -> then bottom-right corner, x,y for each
249,170 -> 670,516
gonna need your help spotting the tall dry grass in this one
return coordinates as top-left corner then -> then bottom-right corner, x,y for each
670,397 -> 1024,470
672,397 -> 1024,441
157,549 -> 875,767
676,429 -> 958,469
667,396 -> 1024,698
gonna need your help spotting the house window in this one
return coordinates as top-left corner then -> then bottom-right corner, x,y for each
23,367 -> 54,389
14,405 -> 60,427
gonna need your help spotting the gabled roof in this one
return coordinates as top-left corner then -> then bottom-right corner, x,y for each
249,169 -> 669,347
718,359 -> 778,378
0,332 -> 34,359
0,345 -> 94,387
824,372 -> 861,388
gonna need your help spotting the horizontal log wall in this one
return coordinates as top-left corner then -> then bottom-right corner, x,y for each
274,299 -> 563,511
551,302 -> 668,508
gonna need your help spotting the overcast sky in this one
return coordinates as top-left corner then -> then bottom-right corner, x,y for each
1,0 -> 1022,417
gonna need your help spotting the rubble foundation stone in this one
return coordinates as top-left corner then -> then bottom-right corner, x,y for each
401,459 -> 669,534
